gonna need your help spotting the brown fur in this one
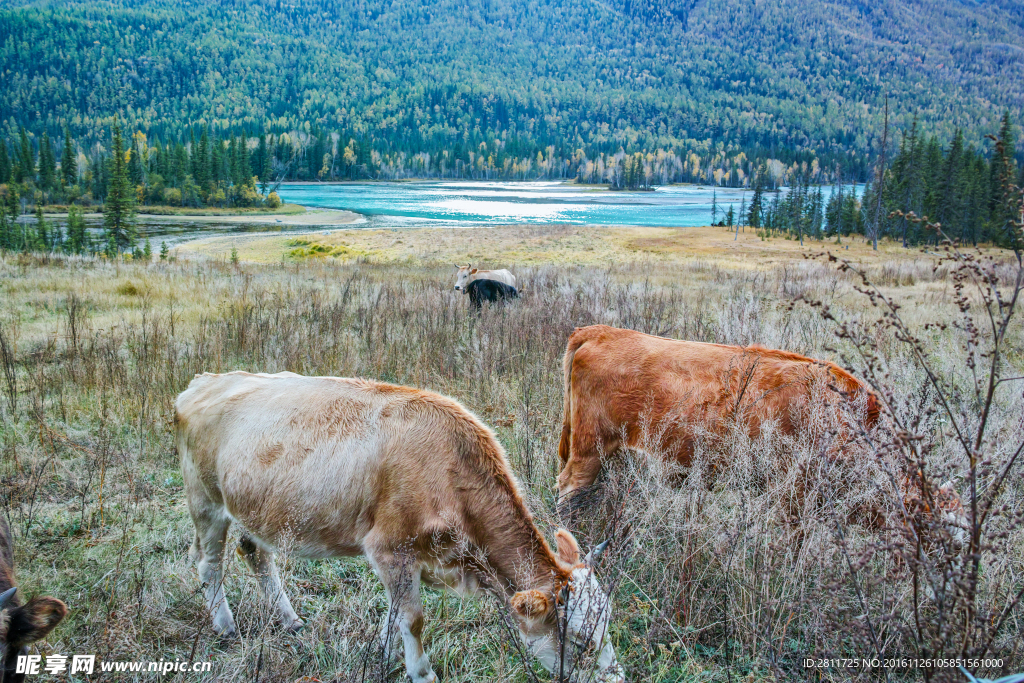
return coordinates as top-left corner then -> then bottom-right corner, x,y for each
1,518 -> 67,682
176,372 -> 575,636
556,325 -> 880,498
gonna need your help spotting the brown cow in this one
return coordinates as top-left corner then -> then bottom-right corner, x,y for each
1,518 -> 67,683
176,372 -> 623,683
555,325 -> 879,501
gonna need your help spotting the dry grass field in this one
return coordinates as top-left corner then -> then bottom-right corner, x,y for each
177,224 -> 970,269
1,224 -> 1021,682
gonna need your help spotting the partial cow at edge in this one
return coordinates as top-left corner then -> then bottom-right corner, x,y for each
453,264 -> 516,291
1,518 -> 67,683
176,371 -> 624,683
555,325 -> 881,502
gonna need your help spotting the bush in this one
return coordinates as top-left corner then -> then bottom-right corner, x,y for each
265,191 -> 282,209
162,187 -> 182,206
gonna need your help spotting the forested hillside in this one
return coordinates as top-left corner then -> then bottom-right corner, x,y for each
1,0 -> 1023,185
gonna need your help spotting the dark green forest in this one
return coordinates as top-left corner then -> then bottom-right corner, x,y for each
0,0 -> 1023,250
2,0 -> 1024,186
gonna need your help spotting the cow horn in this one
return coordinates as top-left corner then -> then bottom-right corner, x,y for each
0,586 -> 16,609
584,539 -> 610,564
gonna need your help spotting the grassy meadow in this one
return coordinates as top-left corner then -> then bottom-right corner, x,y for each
0,226 -> 1021,682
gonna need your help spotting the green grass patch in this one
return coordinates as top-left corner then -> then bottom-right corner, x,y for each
286,238 -> 371,260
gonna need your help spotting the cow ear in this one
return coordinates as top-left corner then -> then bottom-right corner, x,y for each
555,528 -> 581,565
511,590 -> 551,619
6,596 -> 67,647
470,268 -> 478,275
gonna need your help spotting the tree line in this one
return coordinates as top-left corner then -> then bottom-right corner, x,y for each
710,113 -> 1022,248
1,112 -> 1021,256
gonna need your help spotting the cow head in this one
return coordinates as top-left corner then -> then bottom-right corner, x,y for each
1,587 -> 67,683
453,264 -> 478,292
510,530 -> 624,683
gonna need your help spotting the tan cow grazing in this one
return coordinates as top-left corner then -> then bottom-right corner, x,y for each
176,372 -> 624,683
453,264 -> 516,291
556,325 -> 880,502
1,518 -> 67,683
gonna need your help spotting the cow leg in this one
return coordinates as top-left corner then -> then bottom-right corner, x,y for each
556,429 -> 617,505
237,535 -> 303,632
192,506 -> 237,638
367,549 -> 436,683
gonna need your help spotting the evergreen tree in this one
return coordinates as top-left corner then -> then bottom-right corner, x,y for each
129,135 -> 145,187
66,204 -> 88,254
989,111 -> 1017,242
0,141 -> 10,183
711,189 -> 718,225
937,129 -> 964,232
748,171 -> 765,229
38,132 -> 56,191
160,240 -> 169,260
239,133 -> 253,186
61,128 -> 78,186
811,187 -> 824,239
18,126 -> 34,183
34,202 -> 48,251
195,129 -> 210,193
143,238 -> 153,262
257,134 -> 271,192
103,120 -> 137,255
0,200 -> 8,251
825,183 -> 843,237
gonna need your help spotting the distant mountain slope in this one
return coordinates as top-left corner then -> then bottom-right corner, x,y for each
0,0 -> 1021,165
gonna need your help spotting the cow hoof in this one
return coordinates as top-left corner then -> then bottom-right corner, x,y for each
216,626 -> 238,641
213,621 -> 238,640
283,618 -> 304,633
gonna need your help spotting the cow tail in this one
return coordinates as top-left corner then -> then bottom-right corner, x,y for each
558,334 -> 583,465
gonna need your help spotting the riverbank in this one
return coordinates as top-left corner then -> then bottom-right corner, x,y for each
30,205 -> 363,227
173,222 -> 981,269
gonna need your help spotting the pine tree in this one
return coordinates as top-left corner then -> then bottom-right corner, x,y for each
0,200 -> 8,251
66,204 -> 87,254
0,141 -> 10,183
61,128 -> 78,186
258,134 -> 271,192
228,137 -> 239,187
18,126 -> 34,183
34,202 -> 48,251
239,133 -> 253,186
103,120 -> 137,255
989,111 -> 1017,243
711,189 -> 718,225
937,129 -> 964,232
143,238 -> 153,262
38,132 -> 56,192
195,129 -> 210,195
747,171 -> 764,229
129,135 -> 145,187
160,240 -> 169,261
